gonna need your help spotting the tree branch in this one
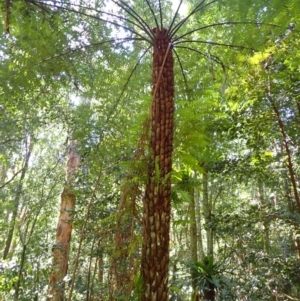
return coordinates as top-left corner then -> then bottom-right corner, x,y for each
0,169 -> 23,189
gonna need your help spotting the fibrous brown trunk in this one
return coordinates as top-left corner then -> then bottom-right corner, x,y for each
203,282 -> 215,301
48,141 -> 80,301
141,28 -> 174,301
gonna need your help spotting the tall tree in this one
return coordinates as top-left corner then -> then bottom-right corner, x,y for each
2,0 -> 295,300
47,141 -> 80,301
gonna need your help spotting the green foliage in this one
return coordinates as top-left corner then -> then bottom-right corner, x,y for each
186,257 -> 221,286
1,0 -> 300,300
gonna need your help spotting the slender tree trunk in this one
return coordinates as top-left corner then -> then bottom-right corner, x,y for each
48,141 -> 80,301
195,186 -> 205,262
202,170 -> 215,301
97,247 -> 104,291
202,171 -> 213,258
266,76 -> 300,212
189,187 -> 200,301
267,85 -> 300,257
280,146 -> 300,257
3,136 -> 33,260
111,164 -> 141,299
86,238 -> 96,301
258,181 -> 270,254
141,28 -> 174,301
190,188 -> 198,263
110,120 -> 148,299
14,244 -> 27,301
14,198 -> 43,300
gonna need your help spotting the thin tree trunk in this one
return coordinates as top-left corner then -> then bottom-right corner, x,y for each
195,186 -> 205,262
86,238 -> 96,301
202,171 -> 213,258
141,28 -> 174,301
110,128 -> 145,299
14,201 -> 43,300
258,181 -> 270,254
190,188 -> 198,263
67,168 -> 102,301
267,89 -> 300,257
202,170 -> 215,301
3,136 -> 33,260
97,246 -> 104,298
280,145 -> 300,257
14,244 -> 27,301
47,141 -> 80,301
111,193 -> 137,300
88,249 -> 99,301
189,186 -> 200,301
266,76 -> 300,212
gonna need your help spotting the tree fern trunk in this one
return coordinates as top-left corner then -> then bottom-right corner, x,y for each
203,282 -> 215,301
141,28 -> 174,301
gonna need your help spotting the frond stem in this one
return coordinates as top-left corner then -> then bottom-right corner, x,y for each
36,1 -> 152,43
144,0 -> 160,30
174,39 -> 255,51
173,21 -> 278,43
35,37 -> 145,65
167,0 -> 183,36
170,0 -> 219,38
159,0 -> 163,29
175,45 -> 235,72
107,46 -> 152,121
173,48 -> 188,93
111,0 -> 156,40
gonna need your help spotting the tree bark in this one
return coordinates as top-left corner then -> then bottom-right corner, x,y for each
47,141 -> 80,301
141,28 -> 174,301
203,282 -> 215,301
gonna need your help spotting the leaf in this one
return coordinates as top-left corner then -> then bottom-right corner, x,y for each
169,286 -> 183,293
210,275 -> 221,287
